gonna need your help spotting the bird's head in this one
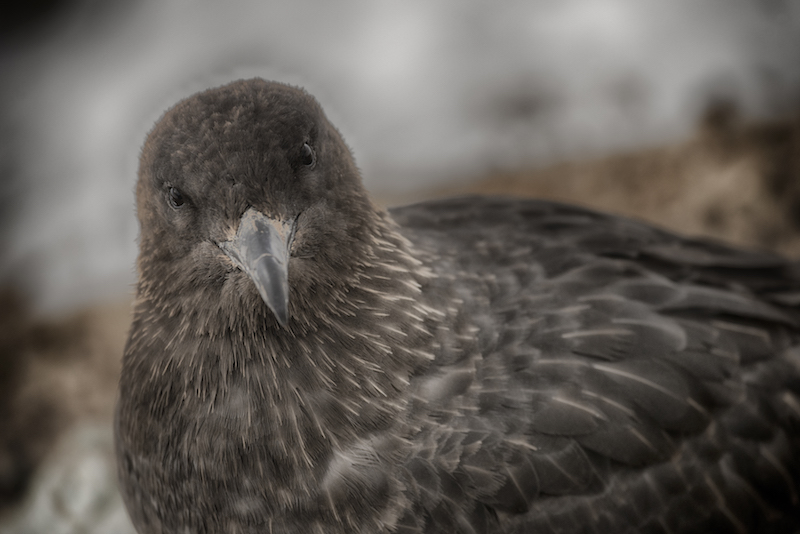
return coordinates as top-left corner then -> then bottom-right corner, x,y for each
135,79 -> 379,329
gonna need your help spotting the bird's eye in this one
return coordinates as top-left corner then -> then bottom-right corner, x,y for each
300,143 -> 316,167
167,187 -> 186,209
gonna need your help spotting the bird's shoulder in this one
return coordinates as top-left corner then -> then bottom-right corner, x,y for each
392,195 -> 789,270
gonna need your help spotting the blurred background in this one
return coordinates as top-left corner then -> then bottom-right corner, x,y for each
1,1 -> 800,532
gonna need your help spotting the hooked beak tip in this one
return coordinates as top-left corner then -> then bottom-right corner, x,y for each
219,208 -> 295,329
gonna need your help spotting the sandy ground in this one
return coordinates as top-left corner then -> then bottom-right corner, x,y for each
0,293 -> 130,509
426,104 -> 800,257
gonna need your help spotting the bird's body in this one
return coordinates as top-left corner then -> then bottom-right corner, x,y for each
116,79 -> 800,533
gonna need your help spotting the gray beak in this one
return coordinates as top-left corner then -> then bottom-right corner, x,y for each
219,208 -> 296,328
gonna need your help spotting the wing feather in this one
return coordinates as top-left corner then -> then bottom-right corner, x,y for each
391,197 -> 800,531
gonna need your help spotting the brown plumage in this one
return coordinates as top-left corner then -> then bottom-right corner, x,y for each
115,78 -> 800,533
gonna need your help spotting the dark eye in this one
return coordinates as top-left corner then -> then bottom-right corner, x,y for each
300,143 -> 315,167
167,187 -> 186,209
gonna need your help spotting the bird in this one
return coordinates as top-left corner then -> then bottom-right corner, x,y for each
115,78 -> 800,534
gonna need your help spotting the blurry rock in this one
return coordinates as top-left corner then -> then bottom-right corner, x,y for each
0,293 -> 130,508
0,422 -> 135,534
442,107 -> 800,256
0,292 -> 29,502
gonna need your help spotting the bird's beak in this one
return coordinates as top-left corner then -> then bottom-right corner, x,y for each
218,208 -> 296,328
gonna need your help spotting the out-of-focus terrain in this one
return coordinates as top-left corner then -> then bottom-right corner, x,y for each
440,104 -> 800,257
